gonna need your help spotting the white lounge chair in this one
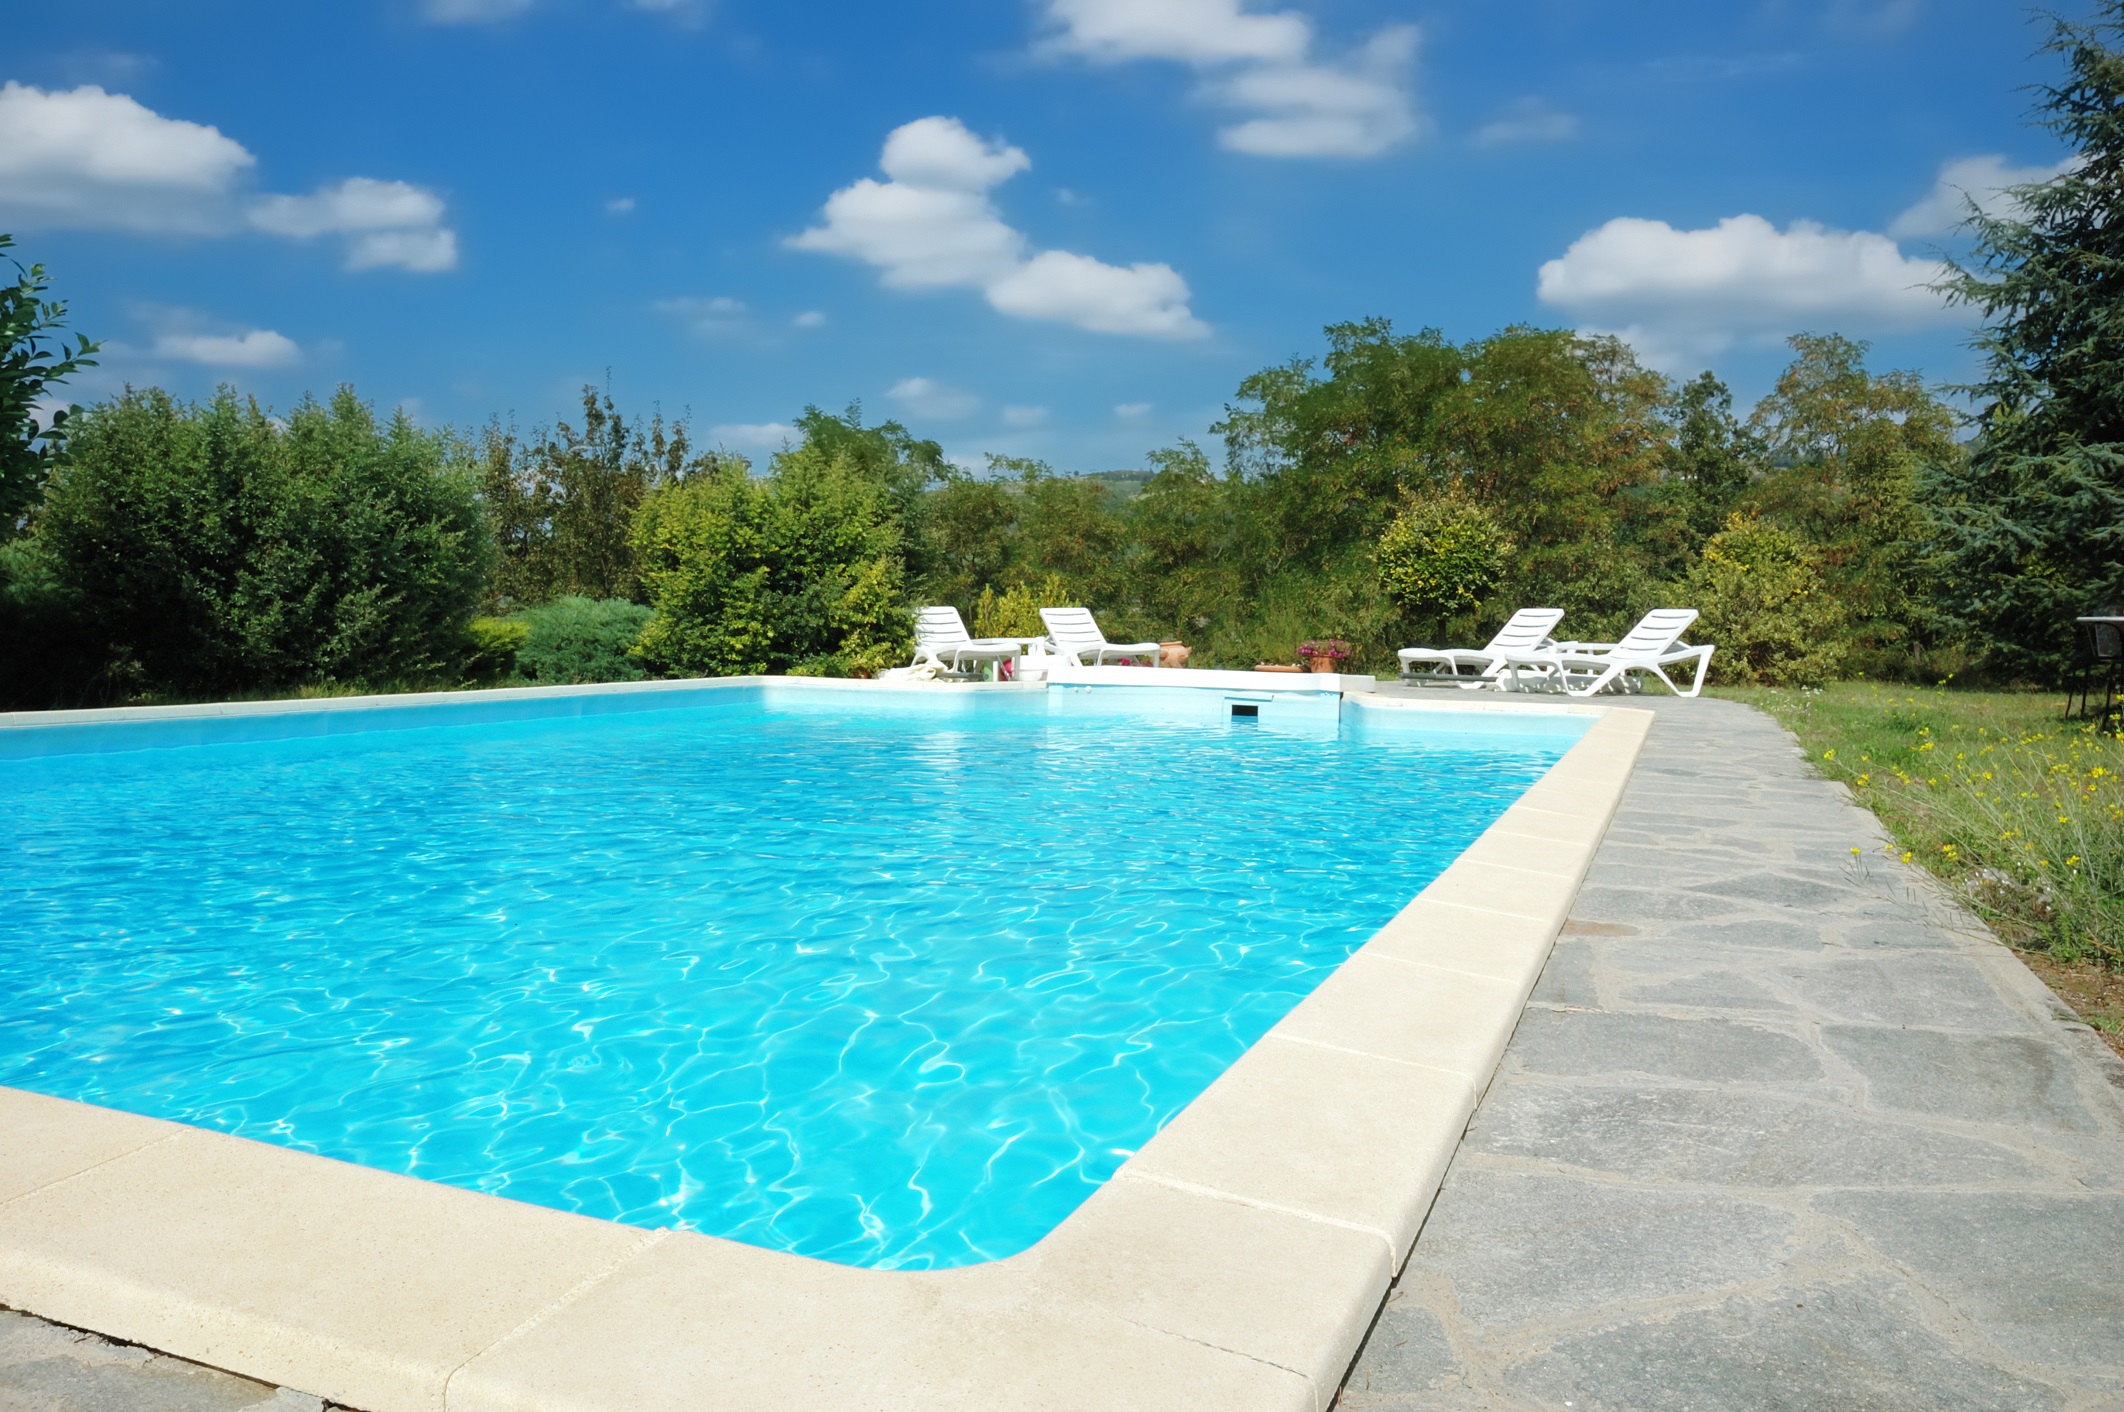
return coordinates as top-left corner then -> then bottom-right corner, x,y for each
1038,606 -> 1162,667
1499,608 -> 1715,698
910,606 -> 1028,678
1398,608 -> 1566,686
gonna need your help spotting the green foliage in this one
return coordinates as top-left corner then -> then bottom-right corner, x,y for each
1745,334 -> 1959,670
1375,496 -> 1511,627
971,574 -> 1072,639
476,387 -> 701,607
1218,318 -> 1466,570
18,386 -> 489,703
1628,372 -> 1761,576
791,403 -> 948,584
1,235 -> 99,532
1933,2 -> 2124,682
0,535 -> 100,706
515,596 -> 651,683
466,615 -> 530,680
1122,440 -> 1249,641
1689,514 -> 1847,687
632,433 -> 911,679
1213,321 -> 1672,657
1,309 -> 2012,705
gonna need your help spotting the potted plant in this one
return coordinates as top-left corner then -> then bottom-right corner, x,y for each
1297,639 -> 1353,674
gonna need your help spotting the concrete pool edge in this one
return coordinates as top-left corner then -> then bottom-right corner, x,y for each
0,688 -> 1652,1412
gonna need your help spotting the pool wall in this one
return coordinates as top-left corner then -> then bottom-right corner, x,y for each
0,676 -> 1651,1412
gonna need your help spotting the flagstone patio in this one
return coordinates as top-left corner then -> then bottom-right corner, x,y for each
1336,693 -> 2124,1412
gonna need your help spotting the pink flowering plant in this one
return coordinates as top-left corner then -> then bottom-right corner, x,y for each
1297,639 -> 1352,664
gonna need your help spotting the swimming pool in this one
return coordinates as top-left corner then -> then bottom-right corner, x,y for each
0,683 -> 1582,1269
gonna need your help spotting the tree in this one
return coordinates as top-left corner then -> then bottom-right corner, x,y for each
27,387 -> 489,700
631,434 -> 911,678
1660,372 -> 1759,542
1216,319 -> 1465,574
1,235 -> 99,531
1747,334 -> 1960,669
1429,329 -> 1670,634
1212,321 -> 1673,662
1375,495 -> 1511,639
1688,514 -> 1847,687
1933,2 -> 2124,680
1123,440 -> 1250,639
477,387 -> 703,607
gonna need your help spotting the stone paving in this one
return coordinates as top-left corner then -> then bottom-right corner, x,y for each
0,1309 -> 324,1411
1338,694 -> 2124,1411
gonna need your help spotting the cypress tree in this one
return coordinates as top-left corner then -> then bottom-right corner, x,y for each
1936,3 -> 2124,681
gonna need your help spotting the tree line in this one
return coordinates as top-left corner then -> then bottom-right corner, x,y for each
4,2 -> 2122,709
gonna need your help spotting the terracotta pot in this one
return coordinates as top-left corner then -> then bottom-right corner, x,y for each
1253,663 -> 1303,673
1157,640 -> 1192,668
1306,655 -> 1342,674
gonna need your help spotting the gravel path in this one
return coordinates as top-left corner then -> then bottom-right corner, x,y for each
1338,693 -> 2124,1411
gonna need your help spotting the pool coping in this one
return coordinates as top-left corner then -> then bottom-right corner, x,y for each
0,680 -> 1652,1412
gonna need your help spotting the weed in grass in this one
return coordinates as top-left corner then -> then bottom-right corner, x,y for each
1726,682 -> 2123,969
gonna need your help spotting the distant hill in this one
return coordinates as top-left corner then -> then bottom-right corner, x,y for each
1082,470 -> 1151,503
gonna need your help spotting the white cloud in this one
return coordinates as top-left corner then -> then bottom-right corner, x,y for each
1042,0 -> 1308,65
349,228 -> 458,272
792,309 -> 827,329
657,295 -> 748,336
880,115 -> 1032,191
887,377 -> 980,421
0,84 -> 457,272
1212,27 -> 1420,158
421,0 -> 535,22
605,196 -> 637,214
1039,0 -> 1421,160
1114,401 -> 1153,420
1473,97 -> 1578,149
987,250 -> 1201,336
152,328 -> 302,368
1825,0 -> 1919,38
248,177 -> 442,235
1536,213 -> 1955,366
711,422 -> 798,450
248,177 -> 458,272
790,117 -> 1205,339
0,81 -> 253,232
1889,154 -> 2076,239
627,0 -> 711,20
1002,404 -> 1049,427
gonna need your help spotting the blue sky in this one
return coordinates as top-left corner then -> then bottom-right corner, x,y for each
3,0 -> 2084,472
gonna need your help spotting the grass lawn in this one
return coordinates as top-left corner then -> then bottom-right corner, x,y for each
1718,681 -> 2124,1054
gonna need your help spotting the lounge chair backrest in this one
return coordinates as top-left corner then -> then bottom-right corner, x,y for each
1614,608 -> 1700,656
915,605 -> 974,649
1481,608 -> 1566,655
1039,606 -> 1107,653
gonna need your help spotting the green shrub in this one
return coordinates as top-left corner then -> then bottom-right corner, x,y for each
971,574 -> 1072,639
1376,496 -> 1511,625
632,447 -> 910,678
0,536 -> 100,707
466,616 -> 531,680
28,386 -> 490,701
515,596 -> 651,683
1688,514 -> 1847,687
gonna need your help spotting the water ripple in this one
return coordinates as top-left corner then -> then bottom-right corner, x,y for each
0,699 -> 1568,1267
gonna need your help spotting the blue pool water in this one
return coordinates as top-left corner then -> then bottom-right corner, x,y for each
0,687 -> 1577,1268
